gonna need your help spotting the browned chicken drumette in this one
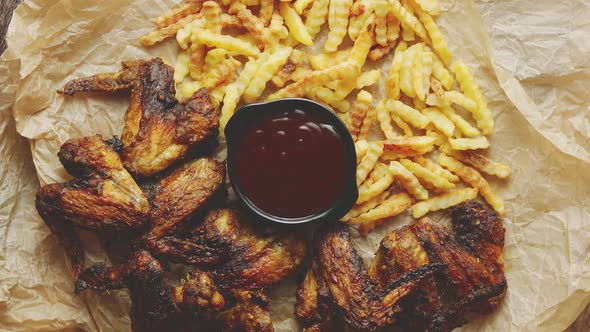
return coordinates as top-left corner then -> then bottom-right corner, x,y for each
296,223 -> 444,331
59,58 -> 219,178
35,135 -> 150,280
296,201 -> 507,332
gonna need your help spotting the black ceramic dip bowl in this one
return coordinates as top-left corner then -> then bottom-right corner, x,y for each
225,98 -> 358,225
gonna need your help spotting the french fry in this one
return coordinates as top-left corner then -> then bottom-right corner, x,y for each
355,139 -> 370,162
324,69 -> 380,100
174,49 -> 191,84
176,18 -> 203,49
290,67 -> 312,81
202,1 -> 223,33
156,1 -> 204,28
230,2 -> 274,48
260,0 -> 274,26
309,50 -> 350,70
188,43 -> 206,80
391,114 -> 414,136
389,161 -> 429,200
399,44 -> 417,98
356,69 -> 382,89
294,0 -> 314,14
374,0 -> 389,46
267,61 -> 359,100
269,12 -> 290,41
444,90 -> 477,114
412,155 -> 459,182
413,0 -> 440,16
386,41 -> 408,99
325,0 -> 353,52
142,14 -> 200,46
357,142 -> 384,185
348,192 -> 414,228
389,0 -> 427,39
271,49 -> 306,87
357,91 -> 375,140
439,105 -> 480,137
452,150 -> 512,179
239,0 -> 260,5
368,45 -> 393,62
416,7 -> 451,65
387,11 -> 401,42
412,188 -> 478,218
304,0 -> 329,40
381,136 -> 435,160
437,154 -> 504,215
357,163 -> 395,204
449,136 -> 489,150
220,54 -> 269,130
451,60 -> 494,135
377,100 -> 397,140
243,47 -> 293,103
422,107 -> 455,137
348,94 -> 370,141
400,158 -> 455,191
426,128 -> 447,146
384,99 -> 430,129
432,53 -> 454,90
280,2 -> 314,46
422,51 -> 433,96
190,27 -> 260,56
349,31 -> 373,68
308,87 -> 351,112
412,43 -> 426,101
348,1 -> 376,41
341,190 -> 391,222
201,49 -> 242,88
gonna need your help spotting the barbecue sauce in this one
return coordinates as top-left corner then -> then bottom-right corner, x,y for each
235,109 -> 348,219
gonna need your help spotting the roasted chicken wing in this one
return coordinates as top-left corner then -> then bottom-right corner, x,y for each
296,223 -> 444,331
60,59 -> 219,178
35,135 -> 150,280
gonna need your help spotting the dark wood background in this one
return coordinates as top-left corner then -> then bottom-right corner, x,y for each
0,0 -> 587,330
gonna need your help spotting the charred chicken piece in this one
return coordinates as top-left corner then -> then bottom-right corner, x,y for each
222,290 -> 274,332
369,226 -> 442,331
141,157 -> 225,243
299,223 -> 444,331
60,59 -> 219,178
35,135 -> 150,281
77,250 -> 281,332
149,209 -> 307,290
295,259 -> 336,332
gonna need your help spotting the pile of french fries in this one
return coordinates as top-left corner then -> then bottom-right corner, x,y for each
143,0 -> 512,235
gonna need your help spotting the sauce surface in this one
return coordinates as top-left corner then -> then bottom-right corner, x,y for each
235,109 -> 348,219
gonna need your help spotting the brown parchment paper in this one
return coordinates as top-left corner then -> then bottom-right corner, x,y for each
1,0 -> 589,331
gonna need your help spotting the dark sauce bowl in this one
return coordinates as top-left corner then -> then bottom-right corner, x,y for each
225,98 -> 358,225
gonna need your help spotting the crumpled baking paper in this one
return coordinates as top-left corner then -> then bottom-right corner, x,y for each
0,0 -> 589,331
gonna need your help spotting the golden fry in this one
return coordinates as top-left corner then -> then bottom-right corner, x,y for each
280,2 -> 314,46
439,105 -> 480,137
389,0 -> 426,39
438,154 -> 504,215
229,2 -> 274,48
357,142 -> 384,185
449,136 -> 489,150
243,47 -> 293,103
294,0 -> 314,14
355,139 -> 370,163
389,161 -> 429,200
412,188 -> 478,218
384,99 -> 430,129
304,0 -> 329,40
142,14 -> 200,46
271,49 -> 306,88
377,100 -> 397,140
386,41 -> 408,99
357,164 -> 394,204
309,50 -> 350,70
452,150 -> 512,179
191,27 -> 260,56
412,155 -> 459,182
357,91 -> 376,140
400,158 -> 455,191
422,107 -> 455,137
381,135 -> 435,160
260,0 -> 274,26
325,0 -> 353,52
348,192 -> 414,229
341,190 -> 391,222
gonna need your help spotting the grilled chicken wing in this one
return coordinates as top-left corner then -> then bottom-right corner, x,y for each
35,135 -> 150,280
297,223 -> 444,331
77,250 -> 283,332
148,208 -> 307,289
141,157 -> 225,243
60,59 -> 219,178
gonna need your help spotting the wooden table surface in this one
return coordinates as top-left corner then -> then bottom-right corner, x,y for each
0,0 -> 588,330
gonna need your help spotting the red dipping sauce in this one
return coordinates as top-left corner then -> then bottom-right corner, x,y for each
234,109 -> 348,219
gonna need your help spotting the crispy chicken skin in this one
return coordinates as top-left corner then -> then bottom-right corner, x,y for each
35,135 -> 150,280
297,201 -> 507,331
301,223 -> 444,331
222,290 -> 274,332
60,59 -> 219,178
147,208 -> 307,289
142,157 -> 225,242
